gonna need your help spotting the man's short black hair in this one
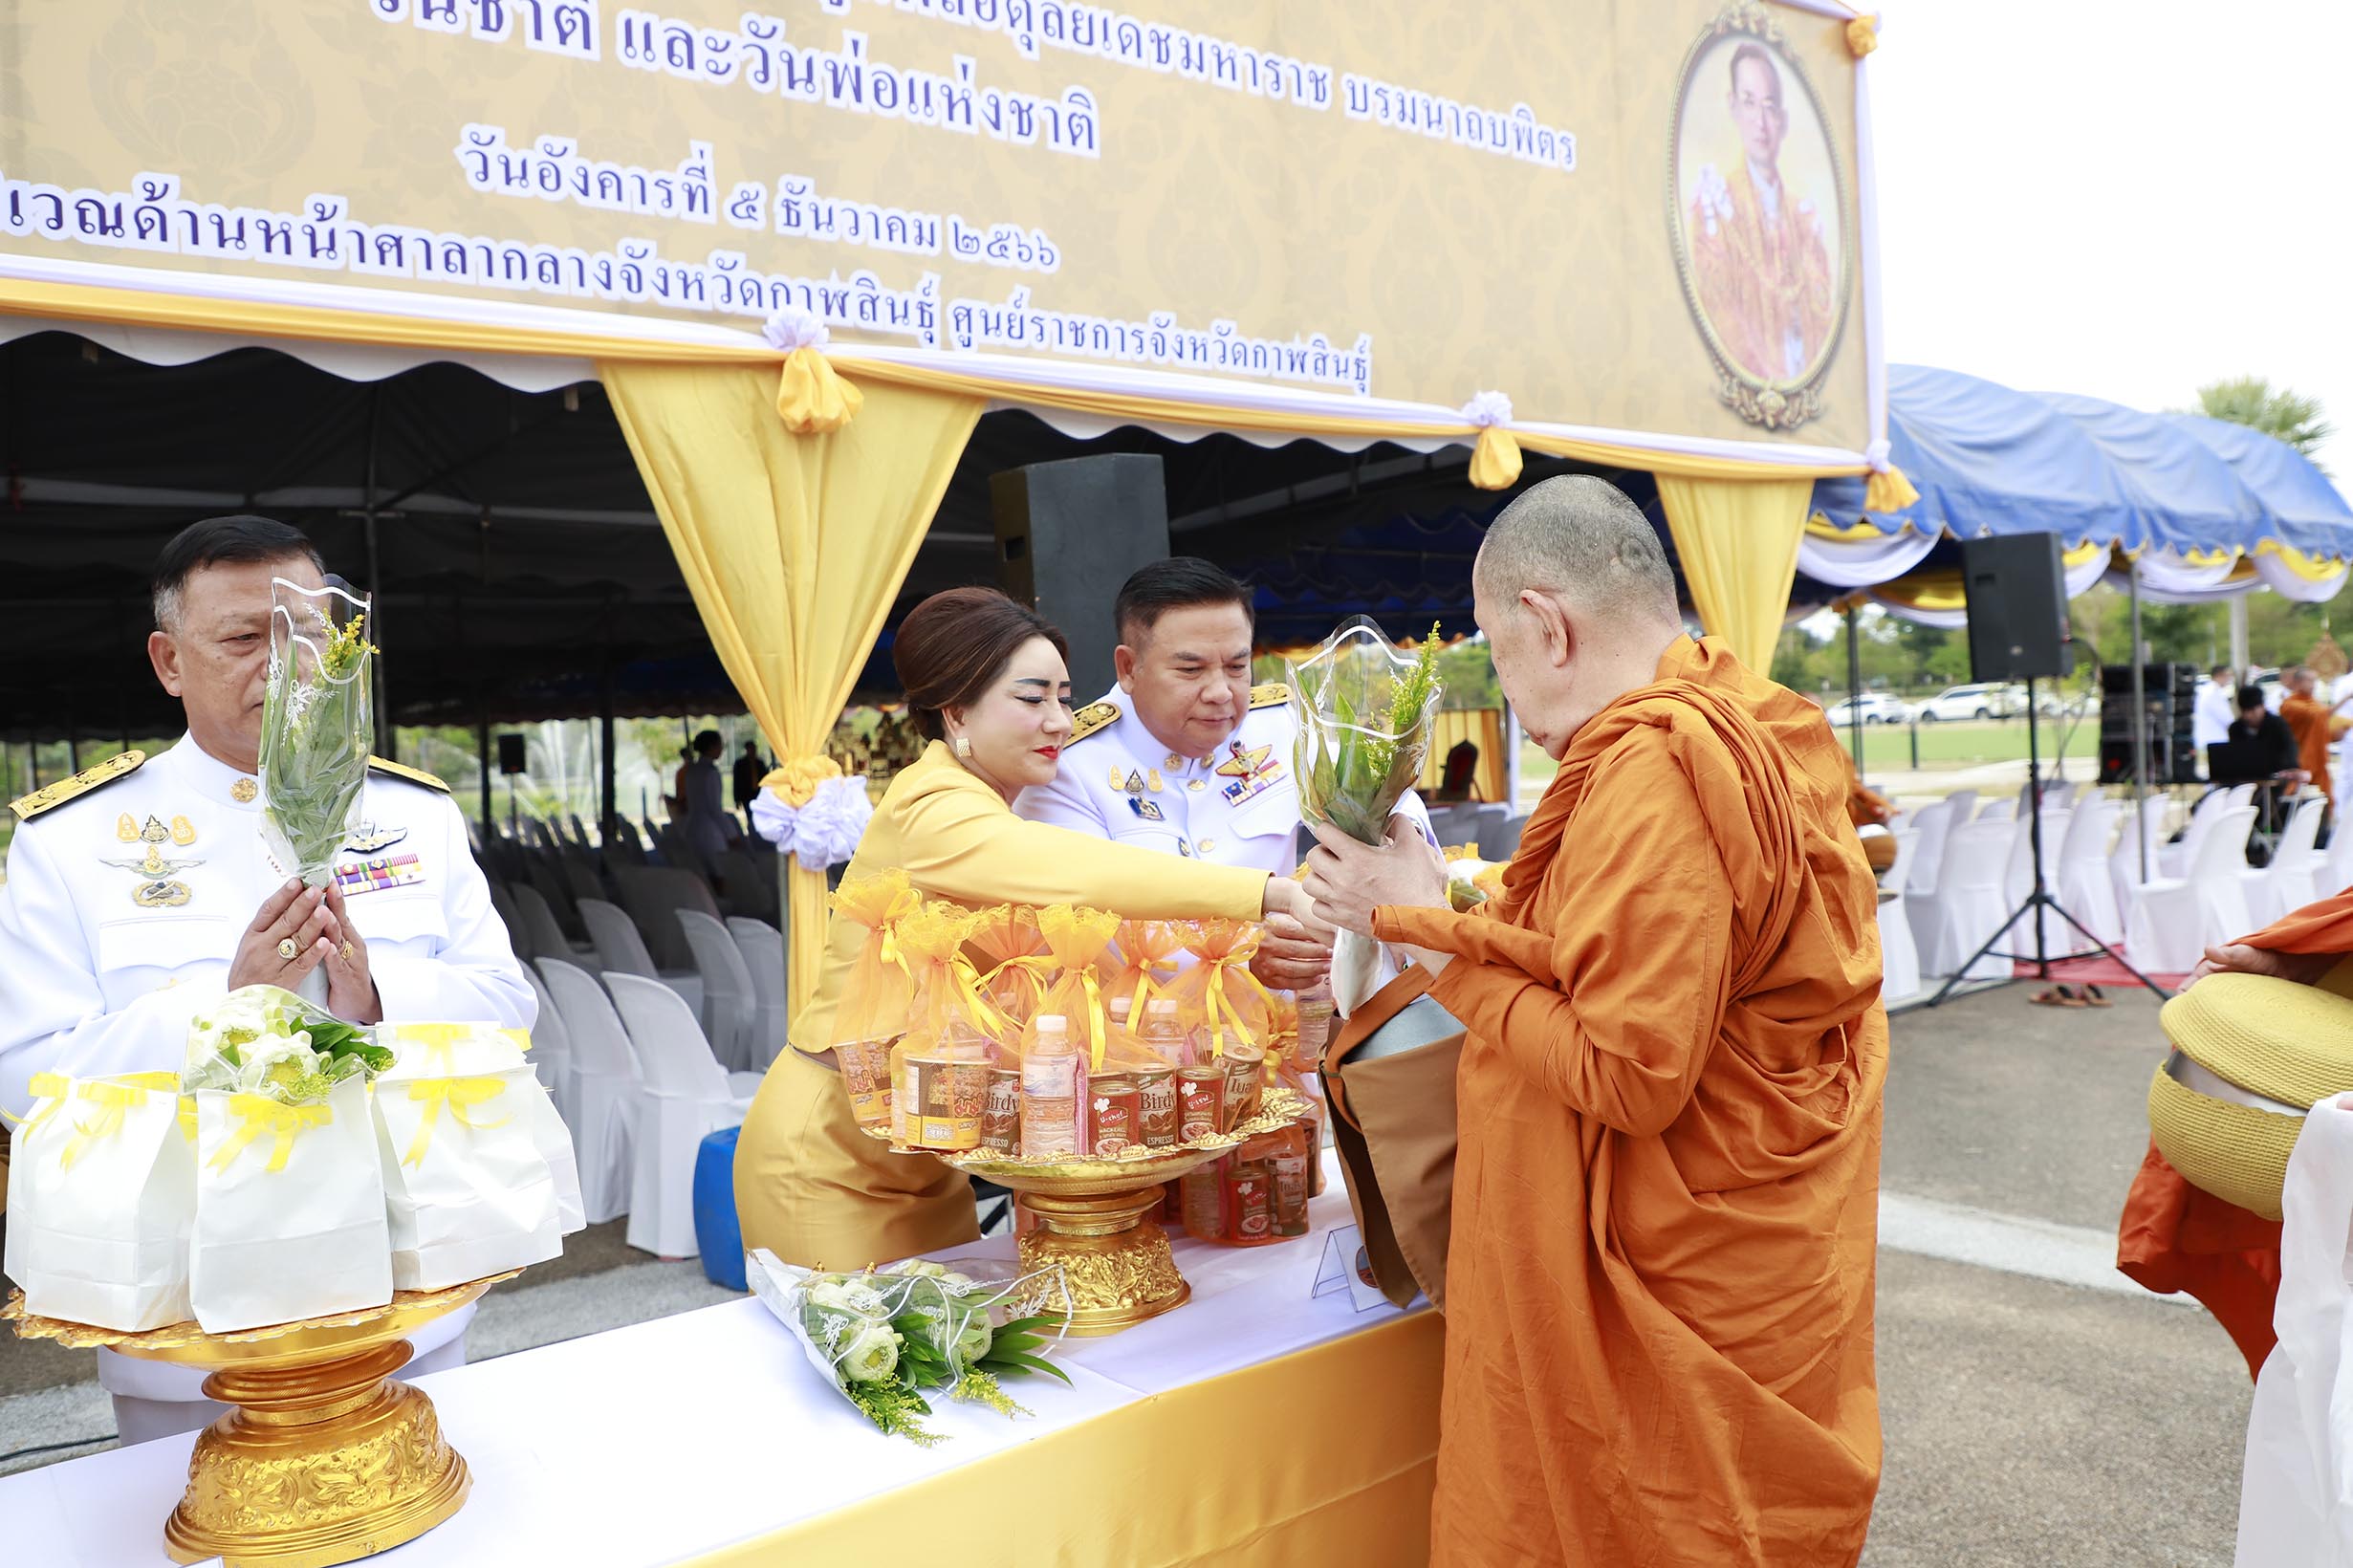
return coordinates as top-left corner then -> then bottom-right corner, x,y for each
2237,685 -> 2268,711
693,729 -> 723,754
1114,557 -> 1254,646
152,514 -> 325,632
2211,664 -> 2233,681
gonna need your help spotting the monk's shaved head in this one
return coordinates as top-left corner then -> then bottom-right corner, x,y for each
1473,476 -> 1681,631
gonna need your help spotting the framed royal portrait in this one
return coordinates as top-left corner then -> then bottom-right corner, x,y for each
1667,3 -> 1852,432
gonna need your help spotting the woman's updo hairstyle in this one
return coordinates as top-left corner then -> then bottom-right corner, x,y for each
892,587 -> 1069,742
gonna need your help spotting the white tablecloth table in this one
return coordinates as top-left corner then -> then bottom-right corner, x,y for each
1,1152 -> 1435,1568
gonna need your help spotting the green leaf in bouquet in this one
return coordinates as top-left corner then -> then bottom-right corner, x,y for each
979,1348 -> 1074,1385
843,1376 -> 943,1446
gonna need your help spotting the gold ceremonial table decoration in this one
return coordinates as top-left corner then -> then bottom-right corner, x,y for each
4,1271 -> 519,1568
879,1088 -> 1309,1336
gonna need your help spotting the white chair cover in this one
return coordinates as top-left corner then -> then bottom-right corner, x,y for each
1876,892 -> 1922,1005
487,882 -> 531,961
2053,797 -> 2125,947
603,973 -> 758,1260
536,958 -> 639,1226
1901,800 -> 1955,897
2246,796 -> 2328,928
521,966 -> 577,1127
2109,795 -> 2172,915
513,882 -> 599,974
1907,818 -> 2014,981
2000,806 -> 2075,957
1978,798 -> 2017,823
581,897 -> 705,1023
1943,789 -> 1979,825
727,916 -> 792,1069
678,908 -> 758,1073
2124,806 -> 2257,973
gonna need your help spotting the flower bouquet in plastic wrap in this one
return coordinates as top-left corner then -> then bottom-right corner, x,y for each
825,870 -> 923,1131
1287,617 -> 1442,1012
258,577 -> 376,889
182,986 -> 397,1331
747,1251 -> 1073,1444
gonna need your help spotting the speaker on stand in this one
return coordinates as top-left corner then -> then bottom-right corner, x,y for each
1928,534 -> 2167,1005
991,455 -> 1171,698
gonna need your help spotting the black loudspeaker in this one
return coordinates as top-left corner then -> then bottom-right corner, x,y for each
1961,534 -> 2075,682
991,454 -> 1171,697
497,733 -> 528,775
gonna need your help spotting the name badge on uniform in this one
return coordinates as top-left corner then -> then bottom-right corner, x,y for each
1127,796 -> 1165,823
335,853 -> 425,896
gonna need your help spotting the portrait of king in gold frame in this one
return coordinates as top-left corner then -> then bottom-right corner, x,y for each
1668,12 -> 1851,430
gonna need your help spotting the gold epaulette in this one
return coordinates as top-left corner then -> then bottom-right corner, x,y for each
1068,702 -> 1120,743
10,750 -> 145,821
368,757 -> 450,794
1249,683 -> 1291,709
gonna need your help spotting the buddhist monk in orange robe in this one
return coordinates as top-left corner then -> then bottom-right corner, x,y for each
1305,477 -> 1886,1567
2118,886 -> 2353,1379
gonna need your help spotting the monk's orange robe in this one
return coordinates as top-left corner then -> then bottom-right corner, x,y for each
2117,889 -> 2353,1379
1375,635 -> 1886,1568
2280,693 -> 2347,801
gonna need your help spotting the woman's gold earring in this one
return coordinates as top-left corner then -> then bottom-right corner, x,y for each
953,735 -> 973,758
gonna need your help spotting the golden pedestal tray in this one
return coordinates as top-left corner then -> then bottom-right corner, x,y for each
879,1087 -> 1309,1336
4,1271 -> 517,1568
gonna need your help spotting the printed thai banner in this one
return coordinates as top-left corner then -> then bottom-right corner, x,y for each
0,0 -> 1868,449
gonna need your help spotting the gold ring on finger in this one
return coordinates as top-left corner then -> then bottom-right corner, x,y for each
277,937 -> 299,961
339,940 -> 356,962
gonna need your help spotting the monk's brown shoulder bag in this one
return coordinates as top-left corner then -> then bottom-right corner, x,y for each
1318,966 -> 1465,1311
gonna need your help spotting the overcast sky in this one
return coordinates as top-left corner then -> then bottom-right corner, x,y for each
1869,0 -> 2352,477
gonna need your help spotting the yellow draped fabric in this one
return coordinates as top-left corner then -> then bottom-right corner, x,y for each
682,1311 -> 1445,1568
1653,474 -> 1814,670
599,363 -> 983,1025
1417,708 -> 1509,807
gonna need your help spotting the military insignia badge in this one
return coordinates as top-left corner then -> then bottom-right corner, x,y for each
1127,796 -> 1166,823
103,817 -> 202,908
170,815 -> 197,846
335,853 -> 425,896
346,821 -> 409,855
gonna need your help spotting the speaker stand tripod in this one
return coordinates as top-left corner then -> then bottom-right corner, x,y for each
1926,676 -> 2170,1007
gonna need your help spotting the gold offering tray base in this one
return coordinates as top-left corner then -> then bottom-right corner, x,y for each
6,1271 -> 519,1568
871,1088 -> 1311,1335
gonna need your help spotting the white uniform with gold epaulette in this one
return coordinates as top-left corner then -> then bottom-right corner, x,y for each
1014,683 -> 1435,873
0,736 -> 529,1438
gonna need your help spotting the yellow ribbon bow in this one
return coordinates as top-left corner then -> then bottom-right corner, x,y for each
1,1070 -> 74,1138
773,350 -> 864,435
762,754 -> 844,809
1200,956 -> 1275,1060
59,1072 -> 178,1168
209,1095 -> 333,1175
396,1021 -> 476,1072
403,1077 -> 511,1167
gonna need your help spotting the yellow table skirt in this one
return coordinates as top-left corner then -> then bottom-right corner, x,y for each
686,1310 -> 1446,1568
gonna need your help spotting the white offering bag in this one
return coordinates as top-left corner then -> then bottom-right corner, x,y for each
3,1071 -> 194,1332
374,1024 -> 572,1291
190,1076 -> 392,1333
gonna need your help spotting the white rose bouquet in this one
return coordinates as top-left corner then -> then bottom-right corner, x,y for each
183,985 -> 393,1105
749,1252 -> 1072,1444
258,577 -> 376,888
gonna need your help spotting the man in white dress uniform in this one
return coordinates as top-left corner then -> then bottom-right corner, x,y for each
1014,558 -> 1432,994
0,515 -> 532,1443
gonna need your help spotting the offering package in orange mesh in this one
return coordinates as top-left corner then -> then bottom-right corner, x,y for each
1000,905 -> 1135,1161
965,904 -> 1053,1029
827,870 -> 922,1130
888,904 -> 1002,1153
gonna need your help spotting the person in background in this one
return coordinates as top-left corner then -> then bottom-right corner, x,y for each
1301,476 -> 1885,1567
2278,665 -> 2351,811
1430,739 -> 1480,803
2193,664 -> 2238,758
682,729 -> 733,862
2225,684 -> 2307,835
665,744 -> 692,823
732,587 -> 1318,1269
732,739 -> 768,836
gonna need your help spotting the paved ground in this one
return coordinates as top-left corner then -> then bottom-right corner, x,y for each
0,987 -> 2262,1563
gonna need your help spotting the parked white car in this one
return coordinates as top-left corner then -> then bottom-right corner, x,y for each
1914,683 -> 2025,722
1823,692 -> 1912,726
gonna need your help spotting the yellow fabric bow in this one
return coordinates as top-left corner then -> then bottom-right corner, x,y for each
59,1073 -> 178,1168
1200,956 -> 1274,1059
396,1021 -> 477,1072
774,350 -> 864,435
402,1076 -> 512,1167
1845,15 -> 1880,56
2,1070 -> 73,1137
1468,426 -> 1524,490
209,1095 -> 333,1175
1863,463 -> 1919,513
762,754 -> 844,809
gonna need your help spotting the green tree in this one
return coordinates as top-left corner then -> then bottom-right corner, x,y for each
2192,376 -> 2333,468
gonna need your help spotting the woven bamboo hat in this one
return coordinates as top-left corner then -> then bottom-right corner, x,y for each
2147,972 -> 2353,1221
